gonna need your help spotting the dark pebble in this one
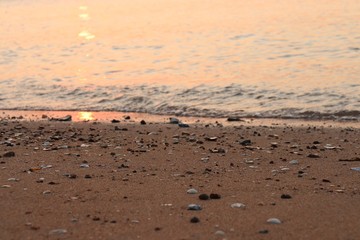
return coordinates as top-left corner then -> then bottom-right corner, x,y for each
281,194 -> 292,199
140,120 -> 146,125
84,174 -> 92,179
307,153 -> 320,158
240,140 -> 252,146
3,151 -> 15,158
92,217 -> 100,221
322,179 -> 331,183
154,227 -> 161,231
210,193 -> 221,199
190,217 -> 200,223
259,229 -> 269,234
178,123 -> 189,128
227,117 -> 242,122
111,119 -> 120,123
199,194 -> 210,200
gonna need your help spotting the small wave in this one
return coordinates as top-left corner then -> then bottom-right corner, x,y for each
1,82 -> 359,121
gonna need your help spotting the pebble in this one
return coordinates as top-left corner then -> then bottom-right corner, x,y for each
169,117 -> 180,124
351,167 -> 360,172
190,217 -> 200,223
80,164 -> 89,168
49,229 -> 67,235
187,188 -> 198,194
8,178 -> 19,182
307,153 -> 320,158
187,204 -> 202,211
240,140 -> 252,146
140,120 -> 146,125
281,194 -> 292,199
210,193 -> 221,199
231,203 -> 246,209
267,218 -> 282,224
43,190 -> 51,195
259,229 -> 269,234
3,151 -> 15,158
178,123 -> 189,128
289,160 -> 299,165
199,194 -> 210,200
1,185 -> 11,188
227,117 -> 242,121
215,230 -> 225,236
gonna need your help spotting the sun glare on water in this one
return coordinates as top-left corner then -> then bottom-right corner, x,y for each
78,112 -> 95,121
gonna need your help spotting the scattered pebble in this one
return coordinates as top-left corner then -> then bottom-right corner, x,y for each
351,167 -> 360,172
210,193 -> 221,199
3,151 -> 15,158
259,229 -> 269,234
281,194 -> 292,199
267,218 -> 282,224
187,188 -> 198,194
49,229 -> 67,235
1,185 -> 11,188
231,203 -> 246,209
215,230 -> 225,236
190,217 -> 200,223
43,190 -> 51,195
199,194 -> 210,200
307,153 -> 320,158
289,160 -> 299,165
187,204 -> 202,211
80,164 -> 89,168
169,117 -> 180,124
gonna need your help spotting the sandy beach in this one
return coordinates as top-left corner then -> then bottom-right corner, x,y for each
1,113 -> 359,240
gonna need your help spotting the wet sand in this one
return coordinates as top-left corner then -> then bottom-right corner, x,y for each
1,114 -> 360,240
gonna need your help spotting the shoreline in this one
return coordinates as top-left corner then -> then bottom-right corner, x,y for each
1,110 -> 360,239
1,110 -> 359,129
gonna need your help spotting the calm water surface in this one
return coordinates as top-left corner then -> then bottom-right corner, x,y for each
0,0 -> 359,120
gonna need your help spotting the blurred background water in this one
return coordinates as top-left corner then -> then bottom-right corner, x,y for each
0,0 -> 359,120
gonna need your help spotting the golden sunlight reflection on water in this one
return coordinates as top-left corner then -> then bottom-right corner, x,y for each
78,112 -> 95,121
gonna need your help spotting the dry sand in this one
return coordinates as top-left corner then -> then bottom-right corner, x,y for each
1,114 -> 360,240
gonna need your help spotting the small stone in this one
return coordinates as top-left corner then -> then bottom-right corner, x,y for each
178,123 -> 189,128
8,178 -> 19,182
111,119 -> 120,123
351,167 -> 360,172
227,117 -> 242,122
281,194 -> 292,199
205,137 -> 218,141
42,190 -> 51,195
231,203 -> 246,209
209,193 -> 221,199
84,174 -> 92,179
3,151 -> 15,158
259,229 -> 269,234
1,185 -> 11,188
190,217 -> 200,223
267,218 -> 281,224
169,117 -> 180,124
140,120 -> 146,125
187,204 -> 202,211
240,140 -> 252,146
187,188 -> 198,194
289,160 -> 299,165
215,230 -> 225,236
199,194 -> 210,200
49,229 -> 67,235
80,164 -> 89,168
307,153 -> 320,158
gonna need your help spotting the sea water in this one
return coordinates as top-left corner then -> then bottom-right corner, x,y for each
0,0 -> 359,120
